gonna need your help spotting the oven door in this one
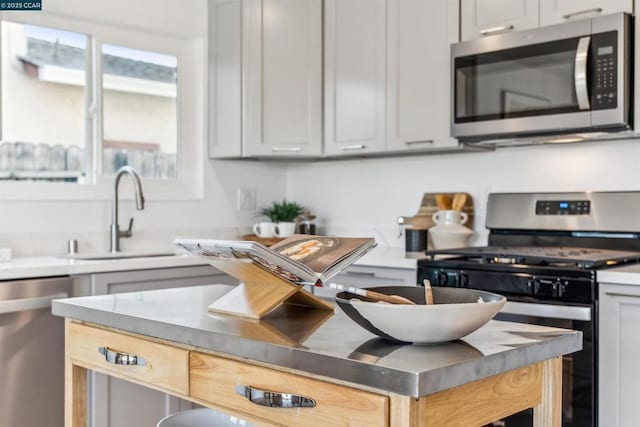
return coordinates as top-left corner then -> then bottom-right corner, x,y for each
494,300 -> 594,427
451,13 -> 629,142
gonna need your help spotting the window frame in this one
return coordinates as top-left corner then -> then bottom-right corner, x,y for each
0,11 -> 204,201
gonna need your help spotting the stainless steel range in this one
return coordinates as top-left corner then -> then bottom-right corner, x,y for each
418,191 -> 640,427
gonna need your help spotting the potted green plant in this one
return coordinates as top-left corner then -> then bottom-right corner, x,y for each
258,200 -> 304,238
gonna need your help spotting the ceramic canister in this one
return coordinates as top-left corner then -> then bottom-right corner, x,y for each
429,210 -> 472,249
405,228 -> 427,252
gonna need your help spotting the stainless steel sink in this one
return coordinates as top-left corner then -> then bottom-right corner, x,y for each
62,252 -> 177,260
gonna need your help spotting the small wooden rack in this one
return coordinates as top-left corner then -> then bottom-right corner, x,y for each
207,258 -> 333,319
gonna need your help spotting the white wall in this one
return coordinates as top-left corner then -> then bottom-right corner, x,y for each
42,0 -> 206,39
0,157 -> 287,256
0,0 -> 288,256
286,139 -> 640,248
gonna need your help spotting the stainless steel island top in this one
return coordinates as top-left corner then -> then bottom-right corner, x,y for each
52,284 -> 581,398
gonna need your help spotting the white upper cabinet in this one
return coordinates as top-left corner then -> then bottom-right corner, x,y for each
209,0 -> 322,158
386,0 -> 459,152
460,0 -> 633,43
325,0 -> 459,157
244,0 -> 322,157
208,0 -> 242,158
324,0 -> 387,156
461,0 -> 539,41
540,0 -> 632,26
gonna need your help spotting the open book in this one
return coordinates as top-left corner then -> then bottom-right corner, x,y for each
174,234 -> 376,286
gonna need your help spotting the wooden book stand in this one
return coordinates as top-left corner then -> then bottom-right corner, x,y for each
207,258 -> 334,319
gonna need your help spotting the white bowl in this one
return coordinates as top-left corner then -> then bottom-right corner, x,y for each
335,286 -> 506,344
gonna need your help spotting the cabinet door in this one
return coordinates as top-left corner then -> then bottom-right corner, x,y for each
386,0 -> 459,152
599,283 -> 640,427
324,0 -> 387,156
243,0 -> 322,157
461,0 -> 539,41
90,266 -> 237,427
313,265 -> 416,297
208,0 -> 242,158
540,0 -> 632,27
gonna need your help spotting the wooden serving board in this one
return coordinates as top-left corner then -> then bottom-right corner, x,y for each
240,234 -> 284,247
398,192 -> 474,230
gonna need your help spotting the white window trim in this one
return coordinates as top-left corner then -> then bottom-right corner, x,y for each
0,11 -> 204,201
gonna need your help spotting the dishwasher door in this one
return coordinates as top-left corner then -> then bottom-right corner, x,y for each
0,276 -> 72,427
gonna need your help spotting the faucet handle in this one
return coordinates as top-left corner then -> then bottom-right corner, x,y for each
119,217 -> 134,238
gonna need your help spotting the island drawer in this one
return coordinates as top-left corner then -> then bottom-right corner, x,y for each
190,351 -> 389,426
67,322 -> 189,395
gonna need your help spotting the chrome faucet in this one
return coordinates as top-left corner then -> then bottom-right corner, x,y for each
110,166 -> 145,253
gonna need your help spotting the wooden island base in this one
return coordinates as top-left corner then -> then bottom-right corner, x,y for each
64,321 -> 561,427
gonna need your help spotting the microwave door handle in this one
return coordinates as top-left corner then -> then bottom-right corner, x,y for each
575,36 -> 591,110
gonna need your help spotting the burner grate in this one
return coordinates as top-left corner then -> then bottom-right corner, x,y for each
424,246 -> 640,269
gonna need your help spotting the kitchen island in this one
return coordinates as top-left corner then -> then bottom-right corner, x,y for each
53,284 -> 581,426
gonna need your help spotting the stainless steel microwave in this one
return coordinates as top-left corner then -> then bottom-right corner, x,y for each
451,13 -> 632,144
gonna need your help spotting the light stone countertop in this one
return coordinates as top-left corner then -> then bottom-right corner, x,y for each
598,263 -> 640,286
0,245 -> 419,281
352,245 -> 422,270
53,284 -> 581,397
0,254 -> 210,281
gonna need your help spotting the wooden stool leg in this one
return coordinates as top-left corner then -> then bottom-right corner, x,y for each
65,319 -> 87,427
533,357 -> 563,427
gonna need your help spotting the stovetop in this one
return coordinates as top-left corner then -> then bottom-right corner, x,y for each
418,245 -> 640,303
423,246 -> 640,269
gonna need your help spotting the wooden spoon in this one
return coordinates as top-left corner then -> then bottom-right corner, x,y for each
329,283 -> 416,305
435,194 -> 452,210
423,279 -> 435,305
451,193 -> 467,211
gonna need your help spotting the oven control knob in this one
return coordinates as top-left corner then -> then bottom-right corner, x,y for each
437,272 -> 449,286
457,273 -> 469,288
528,279 -> 540,296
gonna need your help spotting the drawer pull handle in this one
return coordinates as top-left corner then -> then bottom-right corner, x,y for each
605,292 -> 640,299
235,385 -> 316,408
340,144 -> 366,151
480,25 -> 514,36
563,7 -> 602,19
98,346 -> 147,366
404,139 -> 434,146
271,147 -> 302,153
345,270 -> 376,277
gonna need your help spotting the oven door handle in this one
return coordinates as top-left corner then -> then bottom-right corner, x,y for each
500,301 -> 591,321
574,36 -> 591,110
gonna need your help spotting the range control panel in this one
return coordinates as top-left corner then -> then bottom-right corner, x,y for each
535,200 -> 591,215
592,31 -> 618,110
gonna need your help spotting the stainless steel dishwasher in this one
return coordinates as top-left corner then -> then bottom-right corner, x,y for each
0,276 -> 72,427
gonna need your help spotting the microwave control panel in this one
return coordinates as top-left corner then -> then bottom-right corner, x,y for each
591,31 -> 618,110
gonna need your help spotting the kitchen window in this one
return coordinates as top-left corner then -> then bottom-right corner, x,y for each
101,44 -> 177,180
0,13 -> 203,200
0,22 -> 88,182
